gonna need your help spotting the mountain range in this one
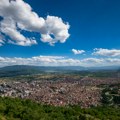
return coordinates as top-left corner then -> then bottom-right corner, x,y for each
0,65 -> 119,77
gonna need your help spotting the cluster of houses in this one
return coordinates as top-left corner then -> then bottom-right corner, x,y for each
0,76 -> 119,108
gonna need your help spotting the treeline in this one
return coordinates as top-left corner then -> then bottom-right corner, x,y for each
0,97 -> 119,120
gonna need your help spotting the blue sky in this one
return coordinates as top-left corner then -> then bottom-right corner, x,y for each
0,0 -> 120,67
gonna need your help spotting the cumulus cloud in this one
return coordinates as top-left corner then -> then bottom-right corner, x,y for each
106,58 -> 120,63
0,56 -> 81,67
93,48 -> 120,57
81,58 -> 104,63
0,33 -> 5,46
0,0 -> 70,46
0,55 -> 120,67
41,16 -> 70,45
72,49 -> 85,55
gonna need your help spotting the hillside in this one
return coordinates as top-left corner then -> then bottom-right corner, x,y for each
0,97 -> 119,120
0,65 -> 86,77
0,65 -> 44,77
0,65 -> 119,77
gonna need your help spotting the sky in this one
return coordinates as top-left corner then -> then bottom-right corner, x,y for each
0,0 -> 120,67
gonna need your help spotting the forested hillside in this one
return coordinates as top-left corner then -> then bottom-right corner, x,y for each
0,97 -> 119,120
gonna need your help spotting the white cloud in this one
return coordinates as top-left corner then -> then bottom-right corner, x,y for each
0,33 -> 5,46
0,56 -> 81,67
106,58 -> 120,63
0,55 -> 120,67
41,16 -> 70,45
81,58 -> 104,63
93,48 -> 120,57
72,49 -> 85,55
0,0 -> 70,46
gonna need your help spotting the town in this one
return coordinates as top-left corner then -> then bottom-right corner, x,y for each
0,74 -> 119,108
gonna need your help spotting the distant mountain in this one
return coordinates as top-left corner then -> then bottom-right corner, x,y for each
0,65 -> 119,77
0,65 -> 86,71
0,65 -> 86,77
87,66 -> 120,71
0,65 -> 44,77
